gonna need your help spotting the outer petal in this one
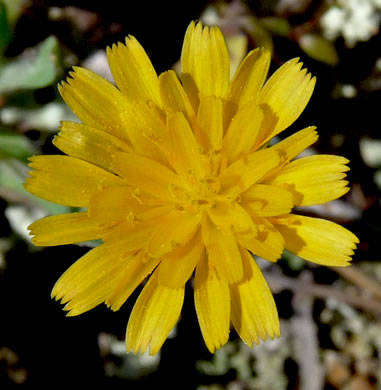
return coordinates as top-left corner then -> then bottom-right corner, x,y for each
53,121 -> 131,171
58,67 -> 129,141
201,214 -> 243,283
51,243 -> 130,316
270,126 -> 318,163
28,212 -> 108,246
158,229 -> 203,288
257,59 -> 316,145
241,184 -> 294,217
106,36 -> 161,107
261,126 -> 318,182
194,253 -> 230,353
60,66 -> 168,163
224,48 -> 271,123
106,251 -> 161,311
25,155 -> 124,207
126,270 -> 184,355
266,155 -> 350,206
181,21 -> 230,99
273,214 -> 359,266
230,249 -> 280,346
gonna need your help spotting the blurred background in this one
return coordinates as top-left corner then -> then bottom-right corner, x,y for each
0,0 -> 380,389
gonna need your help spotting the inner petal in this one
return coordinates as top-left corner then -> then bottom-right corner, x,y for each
146,209 -> 201,258
241,184 -> 294,217
218,148 -> 280,196
166,112 -> 206,182
158,229 -> 204,288
112,152 -> 184,202
201,214 -> 243,283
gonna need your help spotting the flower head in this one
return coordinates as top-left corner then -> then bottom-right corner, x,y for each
25,21 -> 359,355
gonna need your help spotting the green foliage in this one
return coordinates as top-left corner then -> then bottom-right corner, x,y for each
0,2 -> 11,54
1,0 -> 24,26
0,36 -> 61,94
298,33 -> 339,66
282,250 -> 305,271
0,130 -> 36,161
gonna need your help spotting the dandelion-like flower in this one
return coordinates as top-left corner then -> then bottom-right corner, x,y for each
25,21 -> 359,355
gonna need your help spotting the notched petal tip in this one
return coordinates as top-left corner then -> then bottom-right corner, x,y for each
26,155 -> 38,164
124,34 -> 134,45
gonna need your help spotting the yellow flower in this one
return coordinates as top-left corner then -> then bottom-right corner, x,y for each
25,21 -> 359,355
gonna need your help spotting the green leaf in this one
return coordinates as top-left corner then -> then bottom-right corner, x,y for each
0,2 -> 12,53
2,0 -> 24,26
261,17 -> 291,37
298,33 -> 339,66
0,36 -> 61,93
1,102 -> 76,132
282,249 -> 305,271
245,16 -> 274,54
0,130 -> 36,161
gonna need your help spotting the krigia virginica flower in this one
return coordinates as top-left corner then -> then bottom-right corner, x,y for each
25,21 -> 359,355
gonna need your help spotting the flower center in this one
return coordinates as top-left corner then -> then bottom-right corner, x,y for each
170,173 -> 223,213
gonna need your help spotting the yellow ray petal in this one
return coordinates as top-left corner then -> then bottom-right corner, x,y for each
201,214 -> 243,283
159,70 -> 195,121
257,58 -> 316,144
51,243 -> 128,315
237,214 -> 285,262
158,229 -> 203,288
101,206 -> 171,251
241,184 -> 294,217
166,112 -> 206,181
112,152 -> 184,202
196,95 -> 224,154
266,155 -> 350,206
194,253 -> 230,353
53,121 -> 131,171
88,185 -> 151,225
119,100 -> 170,165
126,270 -> 184,355
28,212 -> 107,246
223,103 -> 264,164
270,126 -> 318,163
58,67 -> 128,140
230,248 -> 280,346
225,47 -> 271,123
181,21 -> 230,98
273,214 -> 359,266
25,155 -> 124,207
106,251 -> 161,311
146,209 -> 201,258
207,199 -> 257,236
60,68 -> 167,164
106,36 -> 161,106
219,148 -> 280,196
